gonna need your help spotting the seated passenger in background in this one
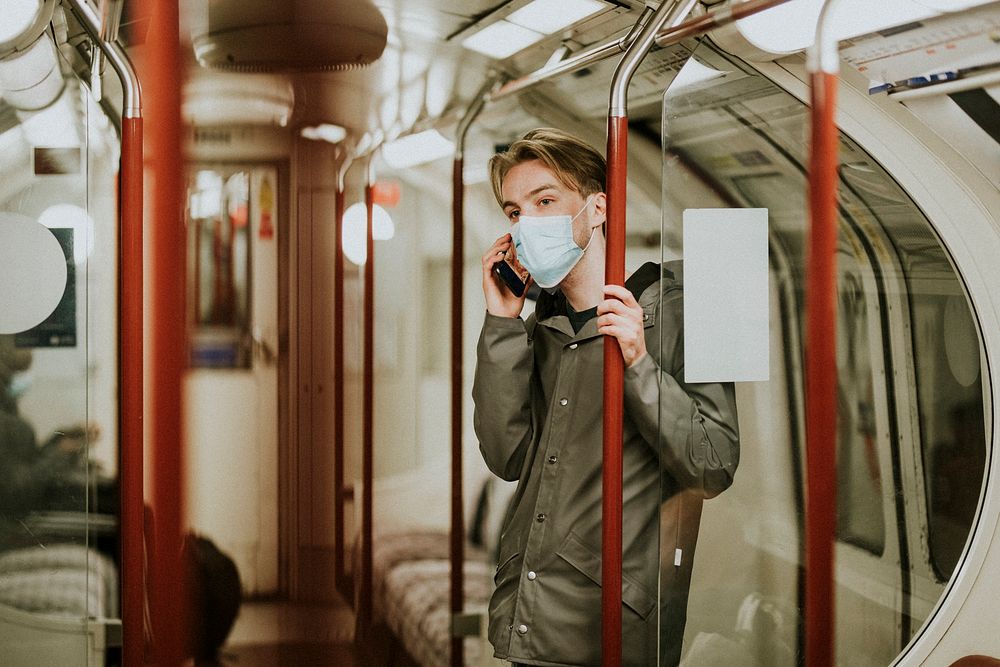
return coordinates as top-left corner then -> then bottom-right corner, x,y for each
0,335 -> 107,548
473,128 -> 741,666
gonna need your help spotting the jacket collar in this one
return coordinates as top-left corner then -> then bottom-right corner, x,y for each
534,261 -> 669,341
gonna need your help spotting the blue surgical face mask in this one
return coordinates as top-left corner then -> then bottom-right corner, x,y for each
511,197 -> 594,289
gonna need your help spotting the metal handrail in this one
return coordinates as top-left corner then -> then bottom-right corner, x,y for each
602,3 -> 700,662
486,8 -> 651,103
63,2 -> 145,664
609,0 -> 698,116
333,156 -> 352,597
486,0 -> 797,106
65,0 -> 141,117
653,0 -> 795,49
360,154 -> 377,636
449,74 -> 500,667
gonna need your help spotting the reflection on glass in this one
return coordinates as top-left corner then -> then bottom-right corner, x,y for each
1,70 -> 121,665
659,40 -> 988,667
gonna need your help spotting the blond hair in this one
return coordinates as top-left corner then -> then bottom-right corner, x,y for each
488,128 -> 606,206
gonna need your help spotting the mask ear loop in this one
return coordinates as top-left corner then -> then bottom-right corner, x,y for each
576,195 -> 599,253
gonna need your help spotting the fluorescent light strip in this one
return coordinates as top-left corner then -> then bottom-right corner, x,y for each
381,129 -> 455,169
461,20 -> 544,59
507,0 -> 606,35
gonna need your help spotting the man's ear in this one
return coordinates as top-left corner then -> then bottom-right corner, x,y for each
591,192 -> 607,228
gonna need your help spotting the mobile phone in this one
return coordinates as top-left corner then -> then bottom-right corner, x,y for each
494,249 -> 529,297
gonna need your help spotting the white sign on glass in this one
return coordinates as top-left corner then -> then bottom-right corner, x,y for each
683,208 -> 769,383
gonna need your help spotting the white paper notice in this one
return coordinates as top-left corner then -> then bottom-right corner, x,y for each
683,208 -> 769,383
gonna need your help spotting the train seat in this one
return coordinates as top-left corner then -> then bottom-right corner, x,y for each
0,542 -> 118,619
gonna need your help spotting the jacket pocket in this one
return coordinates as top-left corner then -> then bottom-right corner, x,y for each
555,531 -> 657,620
493,548 -> 520,585
641,305 -> 655,329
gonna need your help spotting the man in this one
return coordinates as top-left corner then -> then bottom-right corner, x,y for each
473,128 -> 740,666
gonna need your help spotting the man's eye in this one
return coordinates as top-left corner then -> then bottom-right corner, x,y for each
539,198 -> 553,206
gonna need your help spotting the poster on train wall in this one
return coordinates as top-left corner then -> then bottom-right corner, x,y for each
683,208 -> 768,382
258,173 -> 275,240
15,228 -> 76,348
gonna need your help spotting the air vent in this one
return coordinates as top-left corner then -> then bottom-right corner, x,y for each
189,0 -> 387,72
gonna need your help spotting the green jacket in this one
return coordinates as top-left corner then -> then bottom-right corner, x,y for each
473,261 -> 740,666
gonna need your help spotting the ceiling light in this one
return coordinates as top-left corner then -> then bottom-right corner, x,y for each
730,0 -> 979,57
507,0 -> 606,35
381,129 -> 454,169
342,203 -> 395,265
183,73 -> 294,126
462,21 -> 544,60
300,123 -> 347,143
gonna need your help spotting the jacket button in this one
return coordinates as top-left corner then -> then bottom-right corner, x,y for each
536,513 -> 546,523
527,571 -> 537,581
548,455 -> 558,464
559,398 -> 568,406
569,343 -> 578,349
643,312 -> 650,321
517,624 -> 528,635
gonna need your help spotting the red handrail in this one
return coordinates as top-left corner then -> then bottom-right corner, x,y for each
602,115 -> 628,666
60,2 -> 145,661
142,0 -> 187,663
803,3 -> 842,662
448,78 -> 493,667
333,177 -> 347,595
603,2 -> 699,663
804,67 -> 840,667
119,114 -> 144,667
359,179 -> 375,633
450,155 -> 465,667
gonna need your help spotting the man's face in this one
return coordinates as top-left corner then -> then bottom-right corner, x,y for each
500,159 -> 603,249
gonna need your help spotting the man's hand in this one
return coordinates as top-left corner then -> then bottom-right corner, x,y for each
482,233 -> 531,318
597,284 -> 647,367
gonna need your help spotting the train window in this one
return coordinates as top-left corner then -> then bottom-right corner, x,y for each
840,157 -> 988,581
656,40 -> 988,666
186,167 -> 253,368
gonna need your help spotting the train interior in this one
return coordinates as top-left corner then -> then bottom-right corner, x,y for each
1,0 -> 999,665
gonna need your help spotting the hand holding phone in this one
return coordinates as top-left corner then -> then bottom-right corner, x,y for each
494,247 -> 530,297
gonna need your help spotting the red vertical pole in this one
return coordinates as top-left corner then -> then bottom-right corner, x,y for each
450,156 -> 465,667
359,180 -> 375,633
119,114 -> 144,667
333,179 -> 346,595
602,116 -> 628,667
142,0 -> 186,663
804,69 -> 839,667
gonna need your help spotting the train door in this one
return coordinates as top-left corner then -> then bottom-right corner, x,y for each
185,164 -> 281,595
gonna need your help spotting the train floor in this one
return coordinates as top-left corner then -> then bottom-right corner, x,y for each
217,596 -> 357,666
